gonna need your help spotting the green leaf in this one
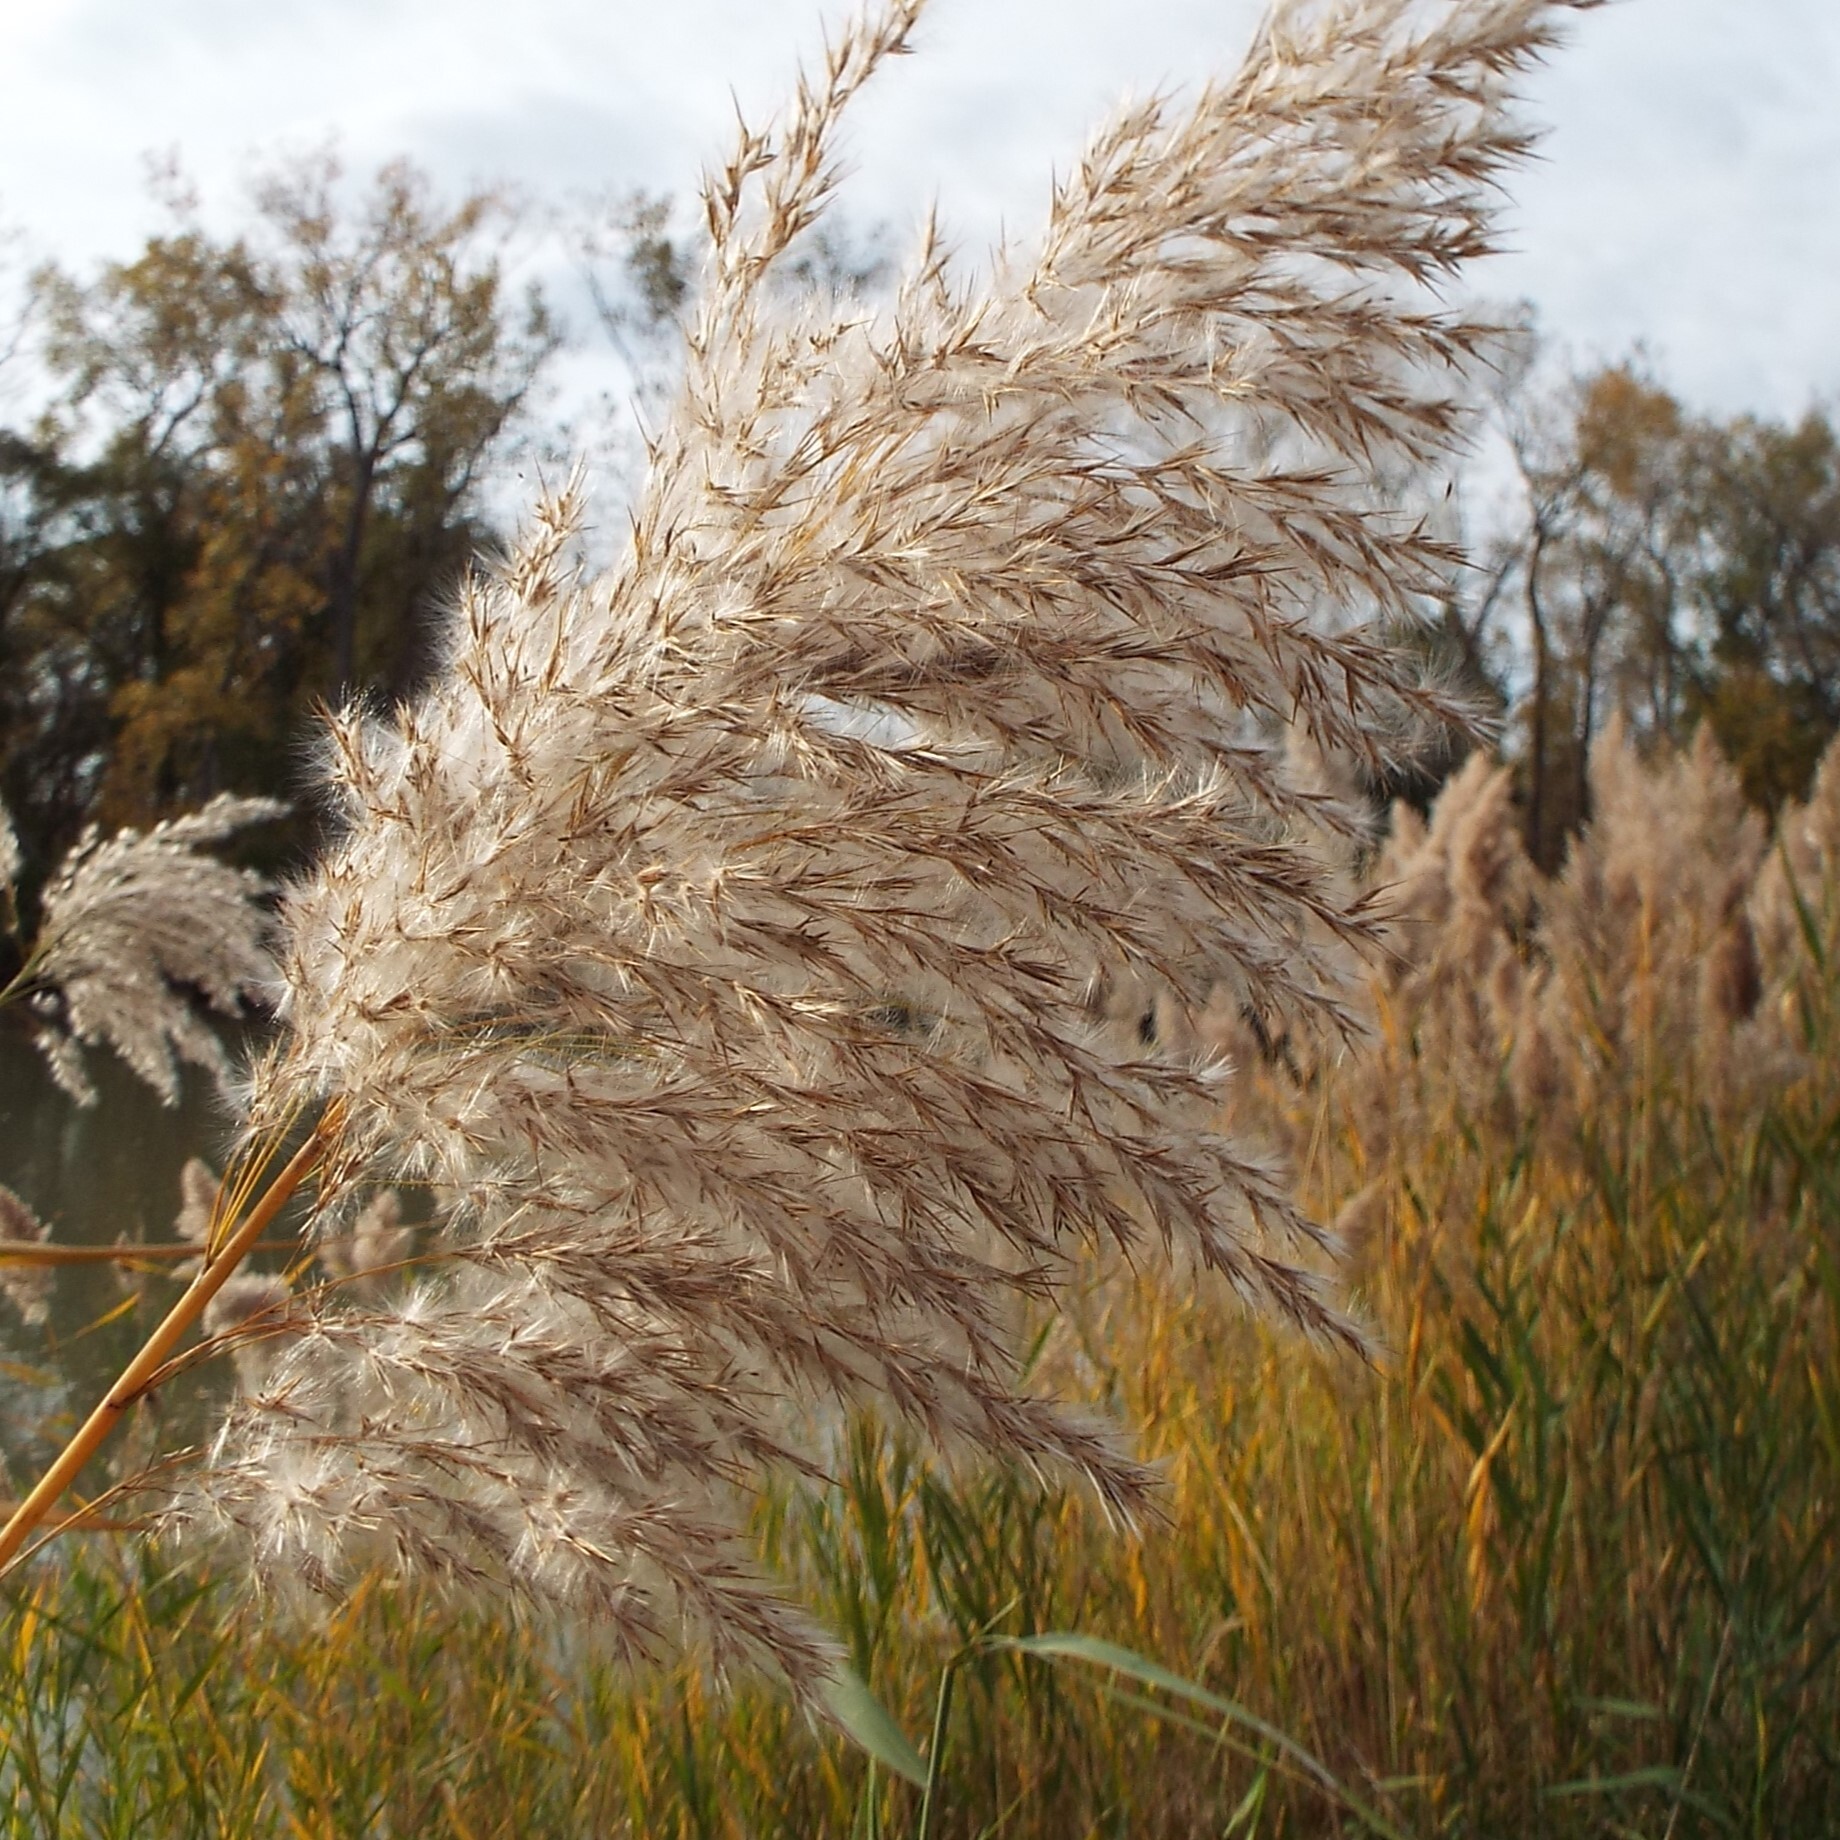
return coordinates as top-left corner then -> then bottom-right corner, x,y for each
1544,1766 -> 1682,1797
994,1633 -> 1417,1840
1573,1696 -> 1664,1723
994,1633 -> 1333,1787
1222,1765 -> 1271,1836
823,1665 -> 927,1787
915,1657 -> 958,1840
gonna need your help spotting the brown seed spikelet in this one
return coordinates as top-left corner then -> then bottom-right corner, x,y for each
172,0 -> 1599,1689
0,1185 -> 53,1330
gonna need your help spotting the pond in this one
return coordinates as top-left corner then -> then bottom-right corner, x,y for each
0,1025 -> 250,1492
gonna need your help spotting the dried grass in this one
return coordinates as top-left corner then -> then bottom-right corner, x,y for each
7,719 -> 1836,1830
150,0 -> 1601,1688
1247,719 -> 1840,1199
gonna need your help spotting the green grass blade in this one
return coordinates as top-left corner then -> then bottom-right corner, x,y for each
823,1666 -> 927,1788
1574,1697 -> 1665,1723
1222,1765 -> 1271,1837
914,1656 -> 958,1840
994,1633 -> 1333,1787
1543,1765 -> 1682,1797
996,1633 -> 1417,1840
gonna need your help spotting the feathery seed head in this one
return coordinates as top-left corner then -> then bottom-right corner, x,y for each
0,1185 -> 52,1329
173,0 -> 1602,1689
0,809 -> 20,908
22,795 -> 285,1107
175,1158 -> 220,1248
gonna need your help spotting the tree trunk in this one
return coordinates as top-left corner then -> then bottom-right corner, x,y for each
1525,522 -> 1554,870
328,448 -> 377,703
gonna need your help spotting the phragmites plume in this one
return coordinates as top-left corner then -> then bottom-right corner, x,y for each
0,808 -> 21,913
0,795 -> 285,1106
169,0 -> 1596,1689
1242,717 -> 1840,1230
0,1185 -> 53,1330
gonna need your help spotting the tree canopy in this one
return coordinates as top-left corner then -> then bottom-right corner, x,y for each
0,155 -> 557,871
1,157 -> 1835,889
1470,361 -> 1840,866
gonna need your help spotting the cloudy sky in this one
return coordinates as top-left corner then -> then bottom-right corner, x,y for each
1,0 -> 1835,420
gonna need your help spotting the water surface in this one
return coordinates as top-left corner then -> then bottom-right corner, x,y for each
0,1026 -> 248,1486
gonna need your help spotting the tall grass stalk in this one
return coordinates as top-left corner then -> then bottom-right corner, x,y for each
4,872 -> 1833,1832
5,0 -> 1604,1691
0,1114 -> 334,1574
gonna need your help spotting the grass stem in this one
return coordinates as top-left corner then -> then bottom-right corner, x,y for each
0,1108 -> 334,1579
0,1239 -> 303,1266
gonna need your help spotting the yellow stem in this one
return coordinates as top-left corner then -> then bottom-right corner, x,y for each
0,1114 -> 334,1577
0,1506 -> 143,1534
0,1239 -> 300,1266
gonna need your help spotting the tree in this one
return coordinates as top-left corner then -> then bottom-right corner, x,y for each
248,154 -> 558,700
1492,363 -> 1694,866
1480,356 -> 1840,863
1692,411 -> 1840,809
0,155 -> 558,860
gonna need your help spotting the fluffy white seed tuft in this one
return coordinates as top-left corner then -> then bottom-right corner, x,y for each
21,795 -> 285,1106
174,0 -> 1598,1690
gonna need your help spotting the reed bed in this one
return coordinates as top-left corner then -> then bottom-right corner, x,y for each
4,0 -> 1606,1681
6,3 -> 1832,1829
4,727 -> 1835,1837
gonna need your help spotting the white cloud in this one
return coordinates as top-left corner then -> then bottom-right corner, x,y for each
0,0 -> 1834,417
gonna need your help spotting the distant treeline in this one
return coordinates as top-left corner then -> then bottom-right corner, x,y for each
1439,361 -> 1840,869
0,156 -> 560,874
1,154 -> 1835,885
